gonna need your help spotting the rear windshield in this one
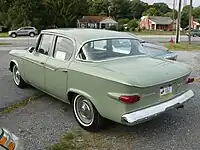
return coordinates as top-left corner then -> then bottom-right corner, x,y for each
77,38 -> 146,61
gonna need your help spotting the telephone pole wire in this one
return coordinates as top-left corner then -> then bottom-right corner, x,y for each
188,0 -> 193,44
176,0 -> 182,43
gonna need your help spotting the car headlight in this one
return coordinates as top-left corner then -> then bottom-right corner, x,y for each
0,128 -> 16,150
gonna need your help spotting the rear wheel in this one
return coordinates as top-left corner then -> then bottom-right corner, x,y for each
29,32 -> 35,37
12,64 -> 26,88
11,33 -> 17,38
73,95 -> 105,132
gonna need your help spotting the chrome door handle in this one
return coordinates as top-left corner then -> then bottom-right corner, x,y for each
55,68 -> 68,72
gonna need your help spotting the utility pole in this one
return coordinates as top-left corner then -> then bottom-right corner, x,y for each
188,0 -> 193,44
172,0 -> 175,34
176,0 -> 182,43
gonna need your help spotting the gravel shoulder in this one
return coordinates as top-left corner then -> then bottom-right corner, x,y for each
1,50 -> 200,150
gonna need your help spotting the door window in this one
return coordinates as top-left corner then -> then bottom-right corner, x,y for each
38,34 -> 54,55
53,36 -> 74,61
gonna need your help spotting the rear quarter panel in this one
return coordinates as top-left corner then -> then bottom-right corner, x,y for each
67,60 -> 192,123
67,62 -> 135,123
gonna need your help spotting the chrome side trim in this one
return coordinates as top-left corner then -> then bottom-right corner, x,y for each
121,89 -> 194,125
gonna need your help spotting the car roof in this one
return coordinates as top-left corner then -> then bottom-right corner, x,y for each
41,28 -> 136,44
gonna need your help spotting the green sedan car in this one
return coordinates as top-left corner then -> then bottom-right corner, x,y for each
9,29 -> 194,132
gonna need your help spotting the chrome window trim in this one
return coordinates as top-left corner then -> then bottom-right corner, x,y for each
74,37 -> 144,63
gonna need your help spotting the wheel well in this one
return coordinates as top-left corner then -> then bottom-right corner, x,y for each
67,92 -> 78,104
10,61 -> 16,72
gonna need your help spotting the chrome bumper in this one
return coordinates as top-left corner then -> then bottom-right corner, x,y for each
121,89 -> 194,125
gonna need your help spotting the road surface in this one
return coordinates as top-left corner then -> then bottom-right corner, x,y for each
0,35 -> 199,48
1,46 -> 200,149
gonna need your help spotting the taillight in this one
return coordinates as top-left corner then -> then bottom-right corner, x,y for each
185,77 -> 194,84
119,95 -> 140,104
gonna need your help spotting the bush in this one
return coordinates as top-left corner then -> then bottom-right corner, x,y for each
127,19 -> 138,31
142,26 -> 146,30
117,25 -> 125,31
109,25 -> 117,31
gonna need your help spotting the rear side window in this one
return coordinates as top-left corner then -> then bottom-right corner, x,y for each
53,36 -> 74,61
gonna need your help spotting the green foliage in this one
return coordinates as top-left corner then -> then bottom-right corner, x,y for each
143,8 -> 158,16
118,18 -> 129,25
109,25 -> 117,31
127,19 -> 138,31
0,0 -> 198,30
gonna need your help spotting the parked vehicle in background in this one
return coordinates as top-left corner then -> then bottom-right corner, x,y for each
9,29 -> 194,132
0,127 -> 24,150
186,29 -> 200,37
142,42 -> 177,60
8,26 -> 38,38
127,32 -> 178,60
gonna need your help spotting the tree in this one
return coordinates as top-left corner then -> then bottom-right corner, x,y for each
130,0 -> 148,19
110,0 -> 132,19
164,10 -> 178,19
88,0 -> 110,16
152,2 -> 171,14
127,19 -> 138,31
44,0 -> 88,28
118,18 -> 129,25
143,7 -> 158,16
181,5 -> 192,28
193,6 -> 200,20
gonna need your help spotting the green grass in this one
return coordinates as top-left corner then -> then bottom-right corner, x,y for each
164,42 -> 200,51
0,94 -> 43,115
133,30 -> 186,35
0,32 -> 8,37
45,128 -> 112,150
0,42 -> 12,45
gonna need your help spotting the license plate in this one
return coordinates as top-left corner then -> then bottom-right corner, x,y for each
160,86 -> 172,98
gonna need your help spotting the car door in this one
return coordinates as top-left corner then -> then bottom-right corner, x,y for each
44,36 -> 74,100
17,27 -> 27,36
23,33 -> 54,90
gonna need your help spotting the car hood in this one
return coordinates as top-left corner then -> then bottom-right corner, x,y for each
96,56 -> 191,87
9,30 -> 17,33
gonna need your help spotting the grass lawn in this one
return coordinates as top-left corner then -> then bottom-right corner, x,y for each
45,128 -> 113,150
133,30 -> 186,36
0,42 -> 12,46
0,32 -> 8,37
164,42 -> 200,51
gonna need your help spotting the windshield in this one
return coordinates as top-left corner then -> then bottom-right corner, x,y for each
78,38 -> 146,61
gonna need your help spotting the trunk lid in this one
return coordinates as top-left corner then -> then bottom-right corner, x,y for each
97,56 -> 191,87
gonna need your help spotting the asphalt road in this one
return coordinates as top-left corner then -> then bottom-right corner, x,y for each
1,46 -> 200,149
0,35 -> 199,48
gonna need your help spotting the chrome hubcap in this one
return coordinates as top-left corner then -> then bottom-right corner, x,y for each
13,66 -> 20,85
74,96 -> 94,126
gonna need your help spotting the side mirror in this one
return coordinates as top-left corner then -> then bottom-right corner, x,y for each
28,47 -> 35,53
38,48 -> 45,54
38,48 -> 48,55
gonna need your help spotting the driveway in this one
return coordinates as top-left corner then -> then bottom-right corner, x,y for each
0,47 -> 200,150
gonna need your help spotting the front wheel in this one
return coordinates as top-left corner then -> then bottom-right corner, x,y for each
73,95 -> 105,132
12,64 -> 26,88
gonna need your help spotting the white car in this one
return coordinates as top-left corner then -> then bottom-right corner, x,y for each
0,128 -> 23,150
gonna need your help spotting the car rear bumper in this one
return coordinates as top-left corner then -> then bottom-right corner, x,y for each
121,89 -> 194,126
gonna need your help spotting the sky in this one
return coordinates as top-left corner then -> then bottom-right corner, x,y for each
141,0 -> 200,8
